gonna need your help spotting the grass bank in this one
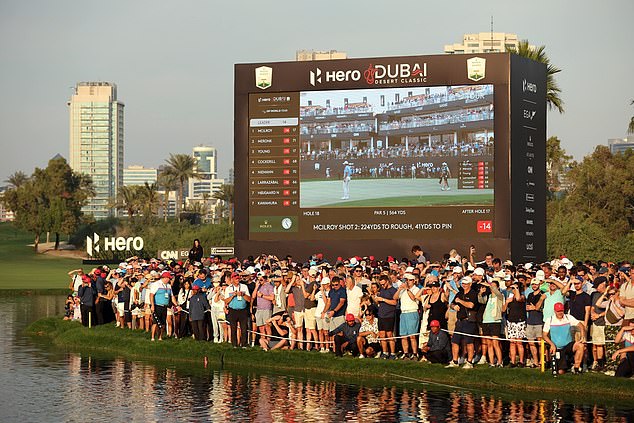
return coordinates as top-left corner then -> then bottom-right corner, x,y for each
0,223 -> 81,290
27,317 -> 634,403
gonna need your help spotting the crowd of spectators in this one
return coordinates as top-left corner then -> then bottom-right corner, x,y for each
66,245 -> 634,378
300,141 -> 493,164
386,85 -> 493,112
379,106 -> 493,132
300,103 -> 373,118
300,120 -> 373,136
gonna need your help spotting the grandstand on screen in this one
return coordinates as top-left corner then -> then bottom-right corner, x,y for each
298,85 -> 494,208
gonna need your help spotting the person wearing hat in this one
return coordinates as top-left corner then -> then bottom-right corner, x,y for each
252,273 -> 275,351
420,320 -> 450,364
224,272 -> 251,347
189,285 -> 211,341
525,278 -> 547,368
444,266 -> 463,334
542,275 -> 572,324
589,276 -> 609,370
68,268 -> 85,296
446,276 -> 478,368
374,275 -> 397,359
315,277 -> 331,353
357,306 -> 380,358
394,273 -> 421,360
77,273 -> 97,327
478,278 -> 504,367
542,302 -> 586,374
439,161 -> 451,191
149,271 -> 179,341
328,313 -> 361,357
341,160 -> 352,200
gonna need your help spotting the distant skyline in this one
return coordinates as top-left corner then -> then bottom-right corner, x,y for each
1,0 -> 632,183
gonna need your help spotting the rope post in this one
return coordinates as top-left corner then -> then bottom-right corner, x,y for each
540,338 -> 545,373
89,311 -> 92,329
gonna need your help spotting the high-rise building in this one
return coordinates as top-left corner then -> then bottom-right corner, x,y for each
68,82 -> 124,219
444,33 -> 531,54
188,145 -> 224,223
608,136 -> 634,154
188,145 -> 224,198
296,50 -> 347,61
123,165 -> 158,187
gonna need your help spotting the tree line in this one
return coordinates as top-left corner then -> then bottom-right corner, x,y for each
1,153 -> 234,252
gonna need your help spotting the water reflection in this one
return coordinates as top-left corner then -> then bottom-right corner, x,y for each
49,355 -> 634,422
0,295 -> 633,422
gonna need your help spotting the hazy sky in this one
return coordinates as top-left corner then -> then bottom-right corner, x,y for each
1,0 -> 632,183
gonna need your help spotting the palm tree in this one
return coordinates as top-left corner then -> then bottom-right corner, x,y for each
5,171 -> 29,188
157,171 -> 178,222
163,154 -> 199,220
113,185 -> 141,221
213,183 -> 234,224
627,100 -> 634,134
138,182 -> 160,224
507,40 -> 564,114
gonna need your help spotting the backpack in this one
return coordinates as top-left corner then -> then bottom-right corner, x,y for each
605,299 -> 625,325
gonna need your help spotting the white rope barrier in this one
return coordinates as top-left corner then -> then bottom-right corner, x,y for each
440,328 -> 615,345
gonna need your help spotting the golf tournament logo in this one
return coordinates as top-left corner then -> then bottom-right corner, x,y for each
86,233 -> 144,257
255,66 -> 272,90
467,57 -> 486,82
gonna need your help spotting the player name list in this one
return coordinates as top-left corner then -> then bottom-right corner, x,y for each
248,93 -> 301,233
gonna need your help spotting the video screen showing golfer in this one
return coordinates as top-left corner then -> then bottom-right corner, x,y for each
299,85 -> 494,208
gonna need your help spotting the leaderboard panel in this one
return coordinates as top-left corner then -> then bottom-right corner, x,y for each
248,93 -> 301,238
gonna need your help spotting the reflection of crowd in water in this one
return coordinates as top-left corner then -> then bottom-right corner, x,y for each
300,140 -> 493,162
379,106 -> 494,131
65,355 -> 631,422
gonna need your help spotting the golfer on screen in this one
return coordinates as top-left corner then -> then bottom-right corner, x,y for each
342,161 -> 353,200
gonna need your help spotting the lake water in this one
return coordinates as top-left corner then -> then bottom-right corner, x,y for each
1,294 -> 632,422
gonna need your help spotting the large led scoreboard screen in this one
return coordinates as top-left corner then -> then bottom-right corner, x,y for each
236,53 -> 546,261
247,83 -> 494,241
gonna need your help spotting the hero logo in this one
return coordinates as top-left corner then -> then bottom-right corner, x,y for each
310,67 -> 361,86
309,63 -> 427,86
523,79 -> 537,93
86,232 -> 144,257
364,63 -> 427,84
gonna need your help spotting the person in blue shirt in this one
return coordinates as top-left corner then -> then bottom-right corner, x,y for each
193,269 -> 211,292
542,302 -> 585,374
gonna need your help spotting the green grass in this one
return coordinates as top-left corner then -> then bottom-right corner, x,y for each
0,223 -> 82,290
27,317 -> 634,403
321,194 -> 494,207
299,178 -> 493,208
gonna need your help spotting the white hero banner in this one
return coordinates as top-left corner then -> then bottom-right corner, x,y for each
86,233 -> 144,257
309,63 -> 428,86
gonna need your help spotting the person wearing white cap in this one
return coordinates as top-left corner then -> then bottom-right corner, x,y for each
341,160 -> 352,200
446,276 -> 478,368
439,161 -> 451,191
315,277 -> 331,352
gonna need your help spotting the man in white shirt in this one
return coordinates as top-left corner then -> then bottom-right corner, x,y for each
345,275 -> 363,319
394,273 -> 420,359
